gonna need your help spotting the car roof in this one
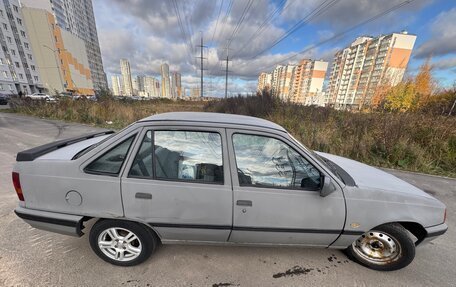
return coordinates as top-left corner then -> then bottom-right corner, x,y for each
139,112 -> 286,132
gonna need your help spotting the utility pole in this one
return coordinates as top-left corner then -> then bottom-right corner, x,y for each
223,47 -> 231,99
196,33 -> 206,98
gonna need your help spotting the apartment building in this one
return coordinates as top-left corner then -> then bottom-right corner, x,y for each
290,59 -> 328,104
0,0 -> 42,95
257,72 -> 272,91
111,75 -> 121,96
22,7 -> 94,95
20,0 -> 108,92
160,63 -> 170,98
171,71 -> 181,98
327,31 -> 416,110
120,58 -> 132,96
143,76 -> 160,98
259,59 -> 328,104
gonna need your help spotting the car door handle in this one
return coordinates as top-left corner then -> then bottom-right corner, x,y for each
135,192 -> 152,199
236,200 -> 252,207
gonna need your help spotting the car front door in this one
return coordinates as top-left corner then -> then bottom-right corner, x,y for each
121,126 -> 232,242
227,129 -> 346,247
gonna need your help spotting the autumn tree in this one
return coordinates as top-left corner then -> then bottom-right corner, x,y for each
384,80 -> 416,112
413,60 -> 435,109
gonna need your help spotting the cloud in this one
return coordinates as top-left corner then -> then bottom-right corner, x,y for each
282,0 -> 431,28
415,8 -> 456,59
432,57 -> 456,71
93,0 -> 449,93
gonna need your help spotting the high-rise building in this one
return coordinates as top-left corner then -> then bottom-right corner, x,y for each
270,65 -> 284,96
132,77 -> 139,95
136,75 -> 145,92
160,63 -> 170,98
120,58 -> 133,96
20,0 -> 108,92
143,76 -> 160,98
0,0 -> 42,95
276,64 -> 295,101
257,72 -> 272,92
190,87 -> 200,98
171,72 -> 181,98
111,75 -> 122,96
259,59 -> 328,104
290,59 -> 328,104
22,7 -> 94,95
327,31 -> 417,110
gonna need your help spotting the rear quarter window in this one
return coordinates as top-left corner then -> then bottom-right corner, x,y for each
84,135 -> 136,176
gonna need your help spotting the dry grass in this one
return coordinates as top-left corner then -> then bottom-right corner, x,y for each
9,97 -> 205,129
206,93 -> 456,177
7,94 -> 456,177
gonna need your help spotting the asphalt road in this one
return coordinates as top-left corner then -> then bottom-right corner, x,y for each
0,112 -> 454,287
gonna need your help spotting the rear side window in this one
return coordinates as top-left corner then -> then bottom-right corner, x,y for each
85,135 -> 136,176
128,130 -> 224,183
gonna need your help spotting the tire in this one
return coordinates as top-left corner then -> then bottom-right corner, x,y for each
89,219 -> 158,266
345,223 -> 415,271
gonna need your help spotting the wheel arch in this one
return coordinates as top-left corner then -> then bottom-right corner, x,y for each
397,221 -> 427,246
82,217 -> 162,242
368,221 -> 427,246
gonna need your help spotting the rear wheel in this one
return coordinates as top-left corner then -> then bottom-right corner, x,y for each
89,220 -> 158,266
346,223 -> 415,271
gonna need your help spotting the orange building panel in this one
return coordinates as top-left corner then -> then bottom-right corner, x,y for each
388,48 -> 412,68
311,70 -> 326,78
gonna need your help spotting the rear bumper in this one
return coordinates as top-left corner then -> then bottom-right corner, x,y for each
14,206 -> 86,237
418,223 -> 448,246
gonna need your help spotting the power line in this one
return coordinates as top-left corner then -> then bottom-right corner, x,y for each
210,0 -> 224,46
231,0 -> 291,58
257,0 -> 417,72
208,0 -> 233,77
170,0 -> 193,62
226,0 -> 255,49
249,0 -> 340,60
216,0 -> 234,45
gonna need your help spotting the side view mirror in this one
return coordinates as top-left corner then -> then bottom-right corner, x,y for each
320,175 -> 336,197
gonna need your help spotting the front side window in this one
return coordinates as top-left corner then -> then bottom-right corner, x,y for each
85,135 -> 135,175
233,134 -> 321,190
153,130 -> 223,183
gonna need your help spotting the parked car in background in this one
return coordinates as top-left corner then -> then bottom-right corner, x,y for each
0,92 -> 10,105
46,96 -> 58,103
25,93 -> 51,101
12,112 -> 447,270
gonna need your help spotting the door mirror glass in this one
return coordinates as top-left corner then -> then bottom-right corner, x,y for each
320,175 -> 336,197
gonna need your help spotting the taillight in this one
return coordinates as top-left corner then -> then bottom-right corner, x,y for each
12,172 -> 24,201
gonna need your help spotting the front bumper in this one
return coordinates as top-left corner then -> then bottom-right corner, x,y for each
418,223 -> 448,246
14,206 -> 86,237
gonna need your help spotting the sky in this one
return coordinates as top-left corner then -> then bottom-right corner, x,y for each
92,0 -> 456,97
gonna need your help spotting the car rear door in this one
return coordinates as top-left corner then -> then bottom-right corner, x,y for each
121,126 -> 232,242
226,129 -> 346,247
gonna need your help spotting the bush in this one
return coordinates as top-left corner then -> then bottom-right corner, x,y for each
7,90 -> 456,177
204,91 -> 456,177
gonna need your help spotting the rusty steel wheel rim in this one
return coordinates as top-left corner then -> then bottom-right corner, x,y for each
352,230 -> 402,264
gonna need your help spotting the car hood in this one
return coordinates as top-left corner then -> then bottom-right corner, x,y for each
316,152 -> 434,199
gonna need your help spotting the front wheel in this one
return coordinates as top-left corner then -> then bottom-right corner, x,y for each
346,223 -> 415,271
89,220 -> 158,266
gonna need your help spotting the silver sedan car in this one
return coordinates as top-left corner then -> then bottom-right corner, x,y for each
13,112 -> 447,270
